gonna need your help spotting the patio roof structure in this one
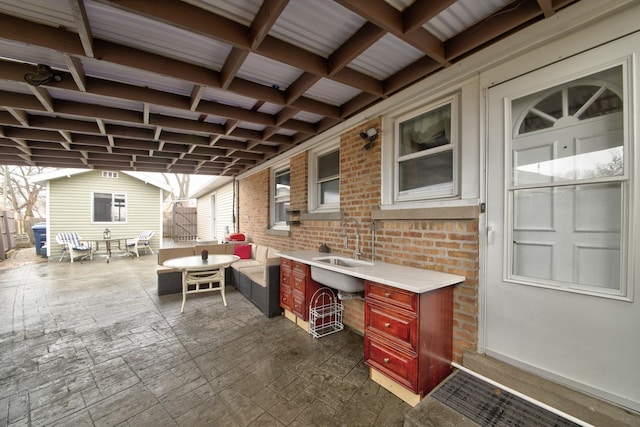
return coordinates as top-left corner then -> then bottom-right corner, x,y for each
0,0 -> 578,176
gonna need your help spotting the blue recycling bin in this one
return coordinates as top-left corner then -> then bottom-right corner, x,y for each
32,222 -> 47,256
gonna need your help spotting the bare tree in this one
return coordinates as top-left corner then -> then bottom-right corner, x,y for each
161,173 -> 191,201
595,150 -> 624,177
1,166 -> 48,219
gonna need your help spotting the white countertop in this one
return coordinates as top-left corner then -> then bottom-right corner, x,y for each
278,250 -> 464,294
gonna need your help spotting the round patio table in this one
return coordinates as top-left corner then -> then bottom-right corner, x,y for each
91,236 -> 137,263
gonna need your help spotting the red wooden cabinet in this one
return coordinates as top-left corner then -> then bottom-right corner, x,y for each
279,259 -> 322,320
364,280 -> 453,396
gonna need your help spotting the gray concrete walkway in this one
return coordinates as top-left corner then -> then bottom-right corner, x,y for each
0,252 -> 410,426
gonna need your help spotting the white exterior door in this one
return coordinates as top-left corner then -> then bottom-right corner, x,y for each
485,36 -> 640,411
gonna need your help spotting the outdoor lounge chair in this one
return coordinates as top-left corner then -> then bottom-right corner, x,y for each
56,232 -> 92,263
125,230 -> 154,257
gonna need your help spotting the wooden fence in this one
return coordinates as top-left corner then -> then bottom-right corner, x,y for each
172,205 -> 197,242
0,210 -> 16,260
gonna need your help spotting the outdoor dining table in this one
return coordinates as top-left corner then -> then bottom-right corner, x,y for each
163,254 -> 240,312
90,236 -> 137,263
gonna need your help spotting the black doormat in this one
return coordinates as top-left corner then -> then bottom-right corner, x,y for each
431,370 -> 581,427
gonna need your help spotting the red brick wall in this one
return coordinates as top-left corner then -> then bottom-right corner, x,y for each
238,169 -> 270,246
238,117 -> 479,362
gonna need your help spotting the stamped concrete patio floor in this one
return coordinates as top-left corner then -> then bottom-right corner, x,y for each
0,253 -> 411,426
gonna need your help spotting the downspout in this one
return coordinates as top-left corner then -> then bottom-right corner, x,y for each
232,177 -> 238,233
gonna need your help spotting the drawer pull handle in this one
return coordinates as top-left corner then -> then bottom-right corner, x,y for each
384,322 -> 391,328
384,292 -> 391,298
383,357 -> 390,364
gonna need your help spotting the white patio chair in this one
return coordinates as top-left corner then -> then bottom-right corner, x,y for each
182,267 -> 227,313
125,230 -> 154,257
56,232 -> 92,263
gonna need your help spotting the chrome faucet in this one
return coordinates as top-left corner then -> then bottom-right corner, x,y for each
343,216 -> 362,260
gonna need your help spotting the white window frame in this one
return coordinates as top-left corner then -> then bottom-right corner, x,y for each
92,191 -> 127,223
504,62 -> 630,299
393,95 -> 460,203
308,140 -> 340,213
270,163 -> 290,230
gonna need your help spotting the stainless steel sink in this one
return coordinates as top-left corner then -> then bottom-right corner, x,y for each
310,256 -> 372,293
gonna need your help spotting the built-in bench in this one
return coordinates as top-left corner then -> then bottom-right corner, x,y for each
157,243 -> 281,317
229,243 -> 282,318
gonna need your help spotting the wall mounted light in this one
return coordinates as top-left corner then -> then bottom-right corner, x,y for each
360,127 -> 378,150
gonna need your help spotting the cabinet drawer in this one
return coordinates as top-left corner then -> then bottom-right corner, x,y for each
280,270 -> 290,287
280,286 -> 292,311
292,292 -> 307,319
366,281 -> 417,313
292,273 -> 306,296
366,304 -> 417,352
364,337 -> 417,392
280,258 -> 292,269
292,261 -> 308,274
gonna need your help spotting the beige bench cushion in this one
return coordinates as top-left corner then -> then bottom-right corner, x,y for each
195,243 -> 235,255
255,245 -> 269,264
158,247 -> 195,264
231,259 -> 261,271
239,265 -> 266,287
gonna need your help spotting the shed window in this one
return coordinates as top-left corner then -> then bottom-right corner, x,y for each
93,192 -> 127,222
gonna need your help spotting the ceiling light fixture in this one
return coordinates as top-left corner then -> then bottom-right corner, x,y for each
23,64 -> 61,86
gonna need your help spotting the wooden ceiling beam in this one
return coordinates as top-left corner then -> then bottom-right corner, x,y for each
285,73 -> 320,105
251,0 -> 289,49
328,23 -> 385,75
0,23 -> 338,121
402,0 -> 457,33
383,56 -> 442,96
4,127 -> 66,142
220,48 -> 249,90
5,108 -> 29,127
69,0 -> 94,57
190,85 -> 206,111
336,0 -> 446,63
29,116 -> 100,134
63,55 -> 87,92
110,0 -> 382,96
0,13 -> 85,55
149,114 -> 225,136
445,0 -> 542,61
